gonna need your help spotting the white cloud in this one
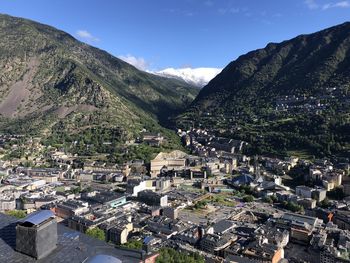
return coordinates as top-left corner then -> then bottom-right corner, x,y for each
156,67 -> 222,87
305,0 -> 350,10
164,8 -> 195,17
218,7 -> 241,15
183,11 -> 194,17
322,0 -> 350,9
335,0 -> 350,7
118,54 -> 149,70
76,30 -> 99,42
305,0 -> 319,9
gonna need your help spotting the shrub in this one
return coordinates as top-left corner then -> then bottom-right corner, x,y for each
86,227 -> 105,241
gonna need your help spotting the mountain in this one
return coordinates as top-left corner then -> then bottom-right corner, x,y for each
179,22 -> 350,158
156,67 -> 222,88
0,14 -> 198,139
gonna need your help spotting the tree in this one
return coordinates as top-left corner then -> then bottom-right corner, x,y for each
156,248 -> 204,263
194,200 -> 207,210
271,195 -> 278,203
282,201 -> 304,213
318,198 -> 331,208
263,196 -> 273,204
86,227 -> 105,241
70,186 -> 81,194
121,240 -> 143,249
243,195 -> 254,203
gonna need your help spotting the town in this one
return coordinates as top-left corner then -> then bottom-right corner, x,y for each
0,128 -> 349,263
1,2 -> 350,263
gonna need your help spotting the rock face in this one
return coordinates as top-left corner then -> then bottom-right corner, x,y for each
0,14 -> 198,135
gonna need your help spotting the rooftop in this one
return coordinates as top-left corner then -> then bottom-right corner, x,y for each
19,210 -> 55,226
153,150 -> 187,160
296,185 -> 313,191
0,213 -> 140,263
212,219 -> 235,234
84,192 -> 126,204
281,213 -> 318,227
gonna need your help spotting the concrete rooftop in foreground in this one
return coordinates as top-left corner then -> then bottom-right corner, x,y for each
0,213 -> 140,263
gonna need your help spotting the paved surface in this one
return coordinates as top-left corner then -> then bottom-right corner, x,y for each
178,203 -> 246,226
0,213 -> 141,263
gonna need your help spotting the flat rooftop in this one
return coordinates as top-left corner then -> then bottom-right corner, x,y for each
0,213 -> 140,263
281,213 -> 318,227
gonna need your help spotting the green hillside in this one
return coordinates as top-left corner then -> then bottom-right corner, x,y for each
0,14 -> 198,140
179,22 -> 350,158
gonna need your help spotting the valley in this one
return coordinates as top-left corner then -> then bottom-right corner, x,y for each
0,11 -> 350,263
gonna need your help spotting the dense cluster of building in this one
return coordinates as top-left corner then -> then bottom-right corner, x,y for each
0,129 -> 349,263
275,87 -> 350,113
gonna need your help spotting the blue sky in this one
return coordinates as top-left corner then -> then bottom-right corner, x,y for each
1,0 -> 350,70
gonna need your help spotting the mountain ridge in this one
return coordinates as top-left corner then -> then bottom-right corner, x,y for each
0,14 -> 198,138
179,21 -> 350,158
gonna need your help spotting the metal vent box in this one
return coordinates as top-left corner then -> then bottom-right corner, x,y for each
16,210 -> 57,259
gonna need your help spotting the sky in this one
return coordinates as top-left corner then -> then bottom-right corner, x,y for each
1,0 -> 350,71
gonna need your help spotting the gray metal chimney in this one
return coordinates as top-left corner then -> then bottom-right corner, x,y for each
16,210 -> 57,259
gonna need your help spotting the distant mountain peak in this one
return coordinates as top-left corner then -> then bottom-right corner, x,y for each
156,67 -> 222,88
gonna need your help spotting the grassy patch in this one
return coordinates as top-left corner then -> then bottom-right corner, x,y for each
210,194 -> 236,207
54,186 -> 66,192
287,149 -> 314,160
5,210 -> 26,218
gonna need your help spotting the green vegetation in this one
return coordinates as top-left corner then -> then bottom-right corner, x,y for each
120,239 -> 143,250
318,198 -> 331,208
43,121 -> 186,163
281,201 -> 304,213
5,210 -> 26,219
230,185 -> 256,200
44,126 -> 123,156
86,227 -> 105,241
0,14 -> 198,141
193,200 -> 208,210
54,186 -> 66,192
188,194 -> 236,209
238,185 -> 254,195
242,195 -> 254,203
287,150 -> 314,160
179,22 -> 350,158
211,194 -> 236,207
69,186 -> 82,194
263,195 -> 278,204
156,248 -> 205,263
110,141 -> 185,164
2,148 -> 25,160
339,251 -> 350,260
